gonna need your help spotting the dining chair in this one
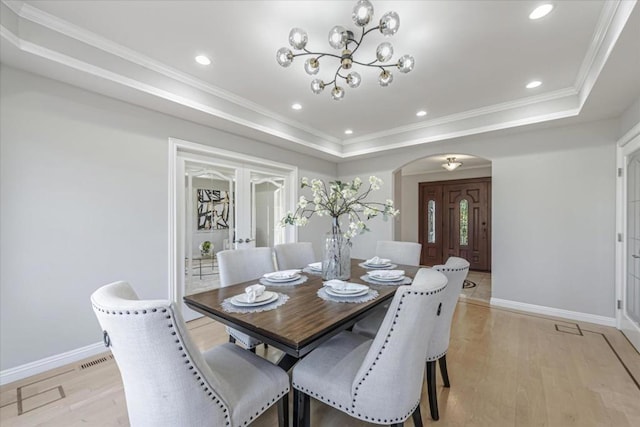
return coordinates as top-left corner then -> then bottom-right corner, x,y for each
424,256 -> 470,420
91,281 -> 289,427
375,241 -> 422,266
274,242 -> 316,270
217,247 -> 276,351
291,268 -> 448,427
352,257 -> 470,421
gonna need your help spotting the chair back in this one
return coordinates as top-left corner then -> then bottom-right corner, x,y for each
91,281 -> 230,426
217,247 -> 275,286
274,242 -> 316,270
376,241 -> 422,266
428,256 -> 470,360
351,269 -> 447,420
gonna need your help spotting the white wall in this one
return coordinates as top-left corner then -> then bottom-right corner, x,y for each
0,65 -> 336,371
339,119 -> 619,319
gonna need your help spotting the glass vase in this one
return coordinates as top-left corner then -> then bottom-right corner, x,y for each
322,231 -> 351,281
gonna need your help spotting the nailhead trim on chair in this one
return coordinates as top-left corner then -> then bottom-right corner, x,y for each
93,303 -> 290,426
92,304 -> 233,425
434,266 -> 469,273
292,285 -> 444,424
426,350 -> 448,362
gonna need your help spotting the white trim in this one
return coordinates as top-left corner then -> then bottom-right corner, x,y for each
490,298 -> 616,327
573,0 -> 620,92
0,342 -> 105,386
12,1 -> 340,145
615,128 -> 640,351
342,87 -> 578,145
0,0 -> 635,159
341,107 -> 581,158
618,122 -> 640,148
167,138 -> 299,309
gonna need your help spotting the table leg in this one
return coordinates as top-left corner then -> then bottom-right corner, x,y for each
276,353 -> 299,371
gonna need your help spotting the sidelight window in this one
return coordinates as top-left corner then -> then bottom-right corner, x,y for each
460,199 -> 468,246
427,200 -> 436,243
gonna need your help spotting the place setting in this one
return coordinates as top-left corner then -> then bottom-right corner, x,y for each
302,262 -> 323,275
259,269 -> 308,286
221,284 -> 289,313
360,269 -> 412,286
317,279 -> 378,303
358,256 -> 398,270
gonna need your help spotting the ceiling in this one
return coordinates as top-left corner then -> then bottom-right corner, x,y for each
1,0 -> 638,164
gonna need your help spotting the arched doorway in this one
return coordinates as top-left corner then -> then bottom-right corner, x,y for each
394,153 -> 493,301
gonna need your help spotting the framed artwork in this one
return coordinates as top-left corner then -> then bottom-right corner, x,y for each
197,189 -> 230,230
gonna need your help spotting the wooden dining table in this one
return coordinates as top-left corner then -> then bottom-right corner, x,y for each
184,258 -> 420,370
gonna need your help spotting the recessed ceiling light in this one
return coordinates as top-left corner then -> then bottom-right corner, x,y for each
195,55 -> 211,65
291,103 -> 302,110
526,80 -> 542,89
416,110 -> 427,117
344,129 -> 353,135
529,4 -> 554,20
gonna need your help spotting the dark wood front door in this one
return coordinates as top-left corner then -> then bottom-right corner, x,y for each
419,178 -> 491,271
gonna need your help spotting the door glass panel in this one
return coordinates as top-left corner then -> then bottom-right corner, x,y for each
183,161 -> 236,295
427,199 -> 436,243
460,199 -> 469,246
248,171 -> 287,249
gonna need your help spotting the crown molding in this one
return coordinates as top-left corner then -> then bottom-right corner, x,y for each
0,23 -> 346,158
11,1 -> 341,145
342,87 -> 578,146
575,0 -> 637,107
0,0 -> 635,160
341,107 -> 581,158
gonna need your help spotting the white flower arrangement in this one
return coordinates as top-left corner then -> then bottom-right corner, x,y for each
281,176 -> 399,239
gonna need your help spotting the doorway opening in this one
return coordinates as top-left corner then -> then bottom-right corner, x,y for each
396,153 -> 492,303
169,138 -> 298,320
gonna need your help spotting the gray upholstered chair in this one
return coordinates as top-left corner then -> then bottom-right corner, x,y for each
352,256 -> 470,420
425,256 -> 470,420
217,247 -> 276,351
375,241 -> 422,266
274,242 -> 316,270
91,281 -> 289,427
291,268 -> 448,427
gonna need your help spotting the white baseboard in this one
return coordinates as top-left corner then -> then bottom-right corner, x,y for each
0,341 -> 106,386
490,298 -> 616,327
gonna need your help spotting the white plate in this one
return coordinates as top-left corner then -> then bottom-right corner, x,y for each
367,274 -> 404,282
230,291 -> 278,306
367,270 -> 405,282
364,262 -> 392,268
263,272 -> 300,282
308,262 -> 322,271
325,288 -> 369,298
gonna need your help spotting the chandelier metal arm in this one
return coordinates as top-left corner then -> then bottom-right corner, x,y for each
350,26 -> 381,56
350,59 -> 396,68
292,50 -> 343,61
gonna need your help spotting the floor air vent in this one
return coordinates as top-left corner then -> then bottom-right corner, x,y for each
80,354 -> 114,370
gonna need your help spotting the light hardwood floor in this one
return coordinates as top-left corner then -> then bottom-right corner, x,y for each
1,300 -> 639,426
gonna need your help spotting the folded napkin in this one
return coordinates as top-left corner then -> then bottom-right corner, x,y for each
245,284 -> 265,303
366,256 -> 391,265
324,280 -> 368,292
263,269 -> 301,280
367,269 -> 405,279
308,262 -> 322,270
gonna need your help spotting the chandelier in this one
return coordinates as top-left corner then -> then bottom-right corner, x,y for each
442,157 -> 463,171
276,0 -> 415,101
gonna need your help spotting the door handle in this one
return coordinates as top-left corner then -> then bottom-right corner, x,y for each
244,238 -> 254,243
633,254 -> 640,259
